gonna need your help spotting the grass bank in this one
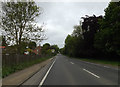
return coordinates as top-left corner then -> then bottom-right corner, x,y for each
75,58 -> 118,67
63,54 -> 118,67
2,55 -> 54,78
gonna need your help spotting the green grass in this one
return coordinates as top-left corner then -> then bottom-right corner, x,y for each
2,55 -> 54,78
76,58 -> 118,66
63,54 -> 119,66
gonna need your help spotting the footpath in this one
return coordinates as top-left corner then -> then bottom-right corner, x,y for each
2,57 -> 54,85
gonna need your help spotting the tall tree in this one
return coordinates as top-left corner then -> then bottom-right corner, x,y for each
94,2 -> 120,56
71,24 -> 84,57
64,15 -> 103,57
41,43 -> 52,56
1,1 -> 45,47
64,35 -> 76,56
81,15 -> 103,49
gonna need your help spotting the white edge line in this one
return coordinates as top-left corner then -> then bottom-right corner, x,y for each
83,68 -> 100,78
49,58 -> 53,60
70,62 -> 74,64
38,58 -> 56,86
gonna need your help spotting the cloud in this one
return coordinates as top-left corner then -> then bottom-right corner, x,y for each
35,0 -> 111,2
36,2 -> 109,48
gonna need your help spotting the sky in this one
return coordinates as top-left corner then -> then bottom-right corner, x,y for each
0,1 -> 110,48
35,2 -> 110,48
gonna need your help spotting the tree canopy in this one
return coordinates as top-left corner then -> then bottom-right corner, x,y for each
63,15 -> 102,57
41,43 -> 59,56
61,1 -> 120,60
1,1 -> 45,46
28,41 -> 36,49
94,2 -> 120,56
1,1 -> 46,54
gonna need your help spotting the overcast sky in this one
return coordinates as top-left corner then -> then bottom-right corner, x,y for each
0,1 -> 110,48
36,2 -> 110,48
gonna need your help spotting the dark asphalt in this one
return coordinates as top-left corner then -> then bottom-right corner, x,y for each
22,54 -> 118,86
43,54 -> 118,85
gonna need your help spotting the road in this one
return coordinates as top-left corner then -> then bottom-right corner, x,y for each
22,54 -> 118,86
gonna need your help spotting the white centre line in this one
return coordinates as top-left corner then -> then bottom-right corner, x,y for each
83,68 -> 100,78
38,59 -> 56,86
70,62 -> 74,64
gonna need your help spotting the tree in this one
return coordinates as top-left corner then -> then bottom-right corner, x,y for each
71,24 -> 85,57
19,41 -> 29,54
94,2 -> 120,56
1,1 -> 45,52
1,35 -> 7,46
41,43 -> 50,55
64,35 -> 75,56
72,23 -> 82,37
60,47 -> 65,54
43,43 -> 50,50
64,15 -> 103,57
50,45 -> 59,54
28,41 -> 36,49
81,15 -> 103,49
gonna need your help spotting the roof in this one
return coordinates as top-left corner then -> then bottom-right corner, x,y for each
0,46 -> 5,48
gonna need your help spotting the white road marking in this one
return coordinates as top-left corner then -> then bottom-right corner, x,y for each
70,62 -> 74,64
38,59 -> 56,86
83,61 -> 101,66
103,66 -> 110,68
83,68 -> 100,78
49,58 -> 53,60
80,60 -> 118,70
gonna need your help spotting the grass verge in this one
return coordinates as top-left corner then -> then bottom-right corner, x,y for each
2,55 -> 54,78
76,58 -> 118,67
63,54 -> 119,66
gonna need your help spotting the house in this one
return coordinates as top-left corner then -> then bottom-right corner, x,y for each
32,46 -> 41,55
24,46 -> 41,55
0,46 -> 6,55
0,46 -> 5,49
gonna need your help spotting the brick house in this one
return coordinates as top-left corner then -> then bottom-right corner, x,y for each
0,46 -> 5,49
32,46 -> 41,55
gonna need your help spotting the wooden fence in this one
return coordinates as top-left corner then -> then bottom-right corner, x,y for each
2,55 -> 41,66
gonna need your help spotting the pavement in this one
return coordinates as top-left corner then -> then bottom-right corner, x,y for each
2,57 -> 54,86
2,54 -> 119,86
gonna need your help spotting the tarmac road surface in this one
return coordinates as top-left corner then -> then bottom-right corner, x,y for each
22,54 -> 118,86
